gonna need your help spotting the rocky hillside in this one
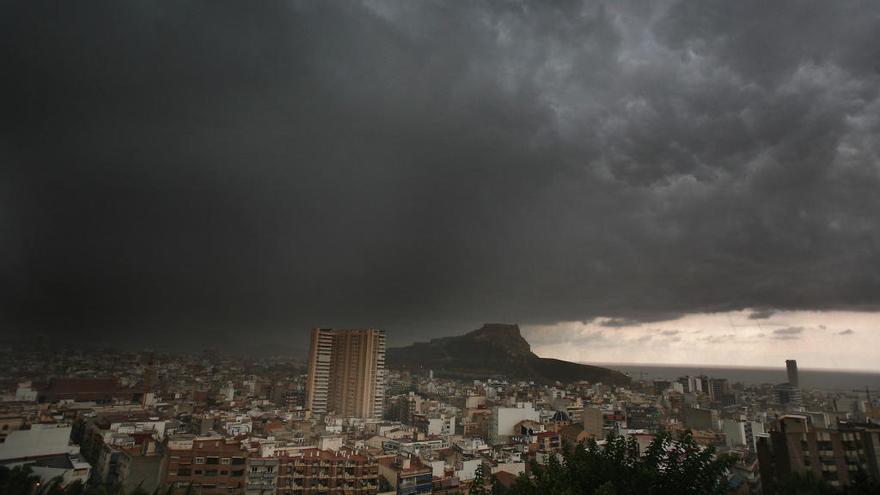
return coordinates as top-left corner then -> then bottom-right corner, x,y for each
387,323 -> 630,385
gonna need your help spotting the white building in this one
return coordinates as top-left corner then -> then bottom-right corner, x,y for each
721,419 -> 765,451
220,382 -> 235,402
222,415 -> 253,436
455,458 -> 482,481
15,381 -> 38,402
0,424 -> 91,487
465,395 -> 487,409
489,403 -> 540,445
418,415 -> 455,436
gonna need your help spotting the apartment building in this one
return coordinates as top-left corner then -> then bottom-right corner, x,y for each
274,447 -> 378,495
757,415 -> 880,493
161,435 -> 248,494
305,329 -> 386,419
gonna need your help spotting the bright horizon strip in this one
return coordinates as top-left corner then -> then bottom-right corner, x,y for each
524,309 -> 880,372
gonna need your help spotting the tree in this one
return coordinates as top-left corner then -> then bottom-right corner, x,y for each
593,481 -> 616,495
641,431 -> 735,495
38,476 -> 66,495
471,463 -> 489,495
0,465 -> 41,495
62,480 -> 88,495
505,430 -> 736,495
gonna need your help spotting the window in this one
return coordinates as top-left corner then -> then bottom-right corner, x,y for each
195,457 -> 205,464
206,456 -> 219,465
221,458 -> 231,465
205,469 -> 218,477
178,468 -> 192,476
231,470 -> 244,477
231,457 -> 246,465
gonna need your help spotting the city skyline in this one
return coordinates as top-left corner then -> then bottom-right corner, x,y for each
4,1 -> 880,494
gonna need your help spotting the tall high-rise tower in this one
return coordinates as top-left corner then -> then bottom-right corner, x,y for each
785,359 -> 799,387
305,328 -> 386,419
305,329 -> 335,416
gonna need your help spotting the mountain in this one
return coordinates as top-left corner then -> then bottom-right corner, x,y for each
387,323 -> 630,385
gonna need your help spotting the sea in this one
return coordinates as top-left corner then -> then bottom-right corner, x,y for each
591,363 -> 880,392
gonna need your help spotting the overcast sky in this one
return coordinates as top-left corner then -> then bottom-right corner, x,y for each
2,1 -> 880,363
526,309 -> 880,371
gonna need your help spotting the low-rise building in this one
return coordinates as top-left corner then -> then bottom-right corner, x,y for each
377,455 -> 432,495
161,434 -> 248,495
0,424 -> 92,487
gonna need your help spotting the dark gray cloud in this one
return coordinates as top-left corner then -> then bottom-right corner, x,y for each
773,327 -> 805,340
599,317 -> 644,328
838,329 -> 855,335
699,334 -> 737,344
2,0 -> 880,349
748,308 -> 777,320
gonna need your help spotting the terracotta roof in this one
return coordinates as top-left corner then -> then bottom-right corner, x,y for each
40,378 -> 120,401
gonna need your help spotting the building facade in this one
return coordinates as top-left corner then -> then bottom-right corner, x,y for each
489,404 -> 540,445
377,455 -> 433,495
786,359 -> 799,388
274,448 -> 378,495
160,435 -> 248,495
757,415 -> 880,493
305,329 -> 386,419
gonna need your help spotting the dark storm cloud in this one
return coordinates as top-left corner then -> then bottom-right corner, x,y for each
2,0 -> 880,349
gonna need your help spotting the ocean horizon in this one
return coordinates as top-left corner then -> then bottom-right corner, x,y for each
587,362 -> 880,392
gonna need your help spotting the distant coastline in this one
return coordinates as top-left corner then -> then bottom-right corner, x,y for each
584,362 -> 880,391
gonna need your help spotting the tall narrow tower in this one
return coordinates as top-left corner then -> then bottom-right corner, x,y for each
305,328 -> 385,419
785,359 -> 799,387
142,352 -> 156,408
